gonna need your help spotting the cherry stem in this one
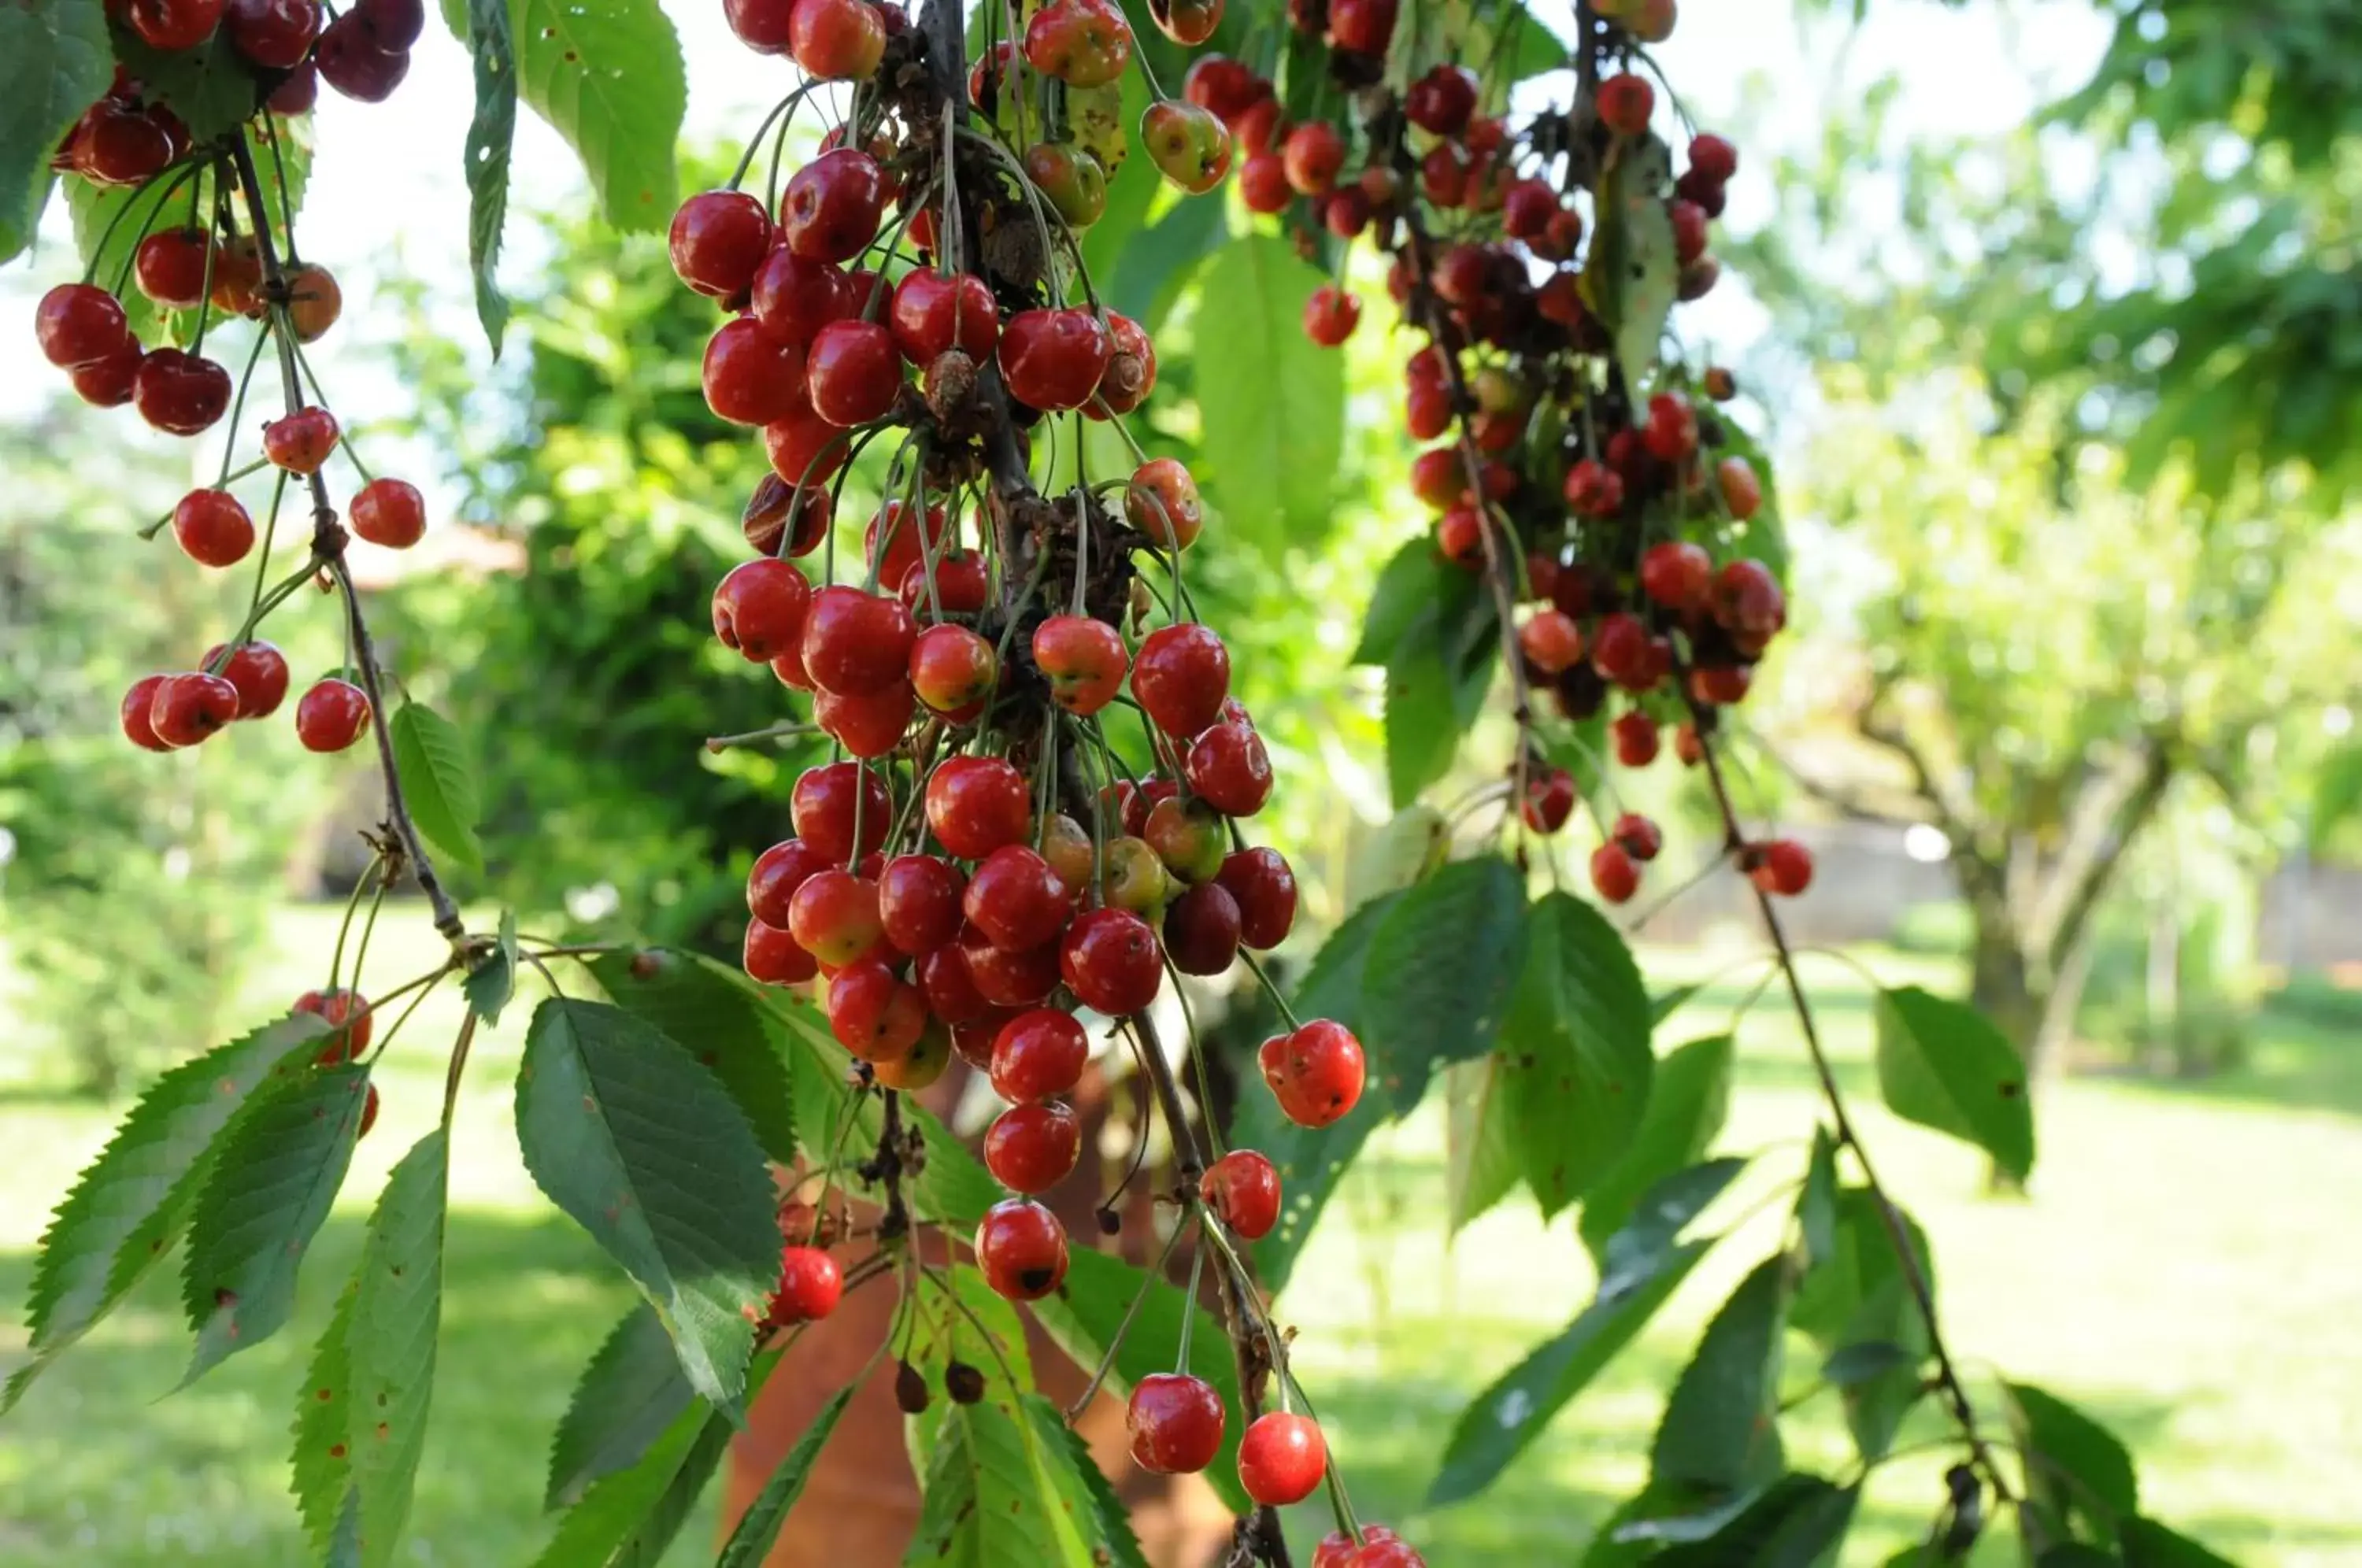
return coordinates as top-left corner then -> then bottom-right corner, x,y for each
704,720 -> 821,752
1065,1215 -> 1187,1420
1235,949 -> 1305,1033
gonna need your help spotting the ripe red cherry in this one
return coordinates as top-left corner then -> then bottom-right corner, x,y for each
120,675 -> 172,752
990,1008 -> 1088,1103
805,320 -> 903,427
901,550 -> 991,617
984,1102 -> 1081,1194
790,0 -> 886,78
1614,812 -> 1664,862
1061,907 -> 1162,1015
1502,177 -> 1559,241
296,986 -> 375,1062
1749,838 -> 1814,897
1590,841 -> 1639,904
788,869 -> 887,967
925,952 -> 1000,1033
864,501 -> 951,591
713,557 -> 813,663
1125,457 -> 1204,550
964,845 -> 1071,952
1131,623 -> 1230,737
753,251 -> 851,345
1405,63 -> 1476,134
724,0 -> 794,49
925,755 -> 1031,860
1639,540 -> 1711,609
749,838 -> 833,928
998,309 -> 1113,412
132,231 -> 213,310
1643,391 -> 1699,463
1237,1411 -> 1326,1506
669,190 -> 772,298
1023,0 -> 1133,87
353,0 -> 424,49
1127,1373 -> 1226,1475
1590,612 -> 1653,689
316,17 -> 412,102
1563,457 -> 1624,517
764,409 -> 848,489
69,342 -> 144,407
1612,710 -> 1660,767
1519,609 -> 1584,675
1690,132 -> 1739,183
294,679 -> 372,753
1597,72 -> 1655,136
1238,153 -> 1293,214
975,1199 -> 1069,1301
878,854 -> 966,956
782,149 -> 886,263
1259,1020 -> 1365,1129
263,406 -> 340,475
1523,767 -> 1577,834
703,316 -> 808,426
1712,559 -> 1786,637
1302,286 -> 1361,346
890,269 -> 998,363
825,958 -> 925,1060
960,925 -> 1061,1008
1324,187 -> 1372,238
150,671 -> 240,749
1182,53 -> 1257,116
126,0 -> 226,50
1163,882 -> 1241,977
801,586 -> 916,695
770,1246 -> 843,1323
202,641 -> 291,720
225,0 -> 320,65
343,475 -> 427,549
814,683 -> 913,757
171,490 -> 254,568
132,350 -> 232,437
1216,848 -> 1295,949
1201,1149 -> 1280,1241
1032,616 -> 1128,716
745,918 -> 820,985
909,624 -> 998,714
1327,0 -> 1395,54
1184,721 -> 1272,818
1281,122 -> 1346,195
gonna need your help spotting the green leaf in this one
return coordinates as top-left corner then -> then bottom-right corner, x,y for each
714,1384 -> 854,1568
1579,1036 -> 1735,1262
67,174 -> 182,346
2038,1548 -> 2123,1567
1428,1239 -> 1711,1509
903,1396 -> 1089,1568
588,947 -> 800,1167
1027,1246 -> 1252,1516
109,23 -> 261,142
1101,187 -> 1227,333
1649,983 -> 1703,1026
2004,1382 -> 2138,1529
1796,1125 -> 1840,1270
543,1304 -> 694,1511
336,1129 -> 450,1567
1498,891 -> 1656,1215
1361,856 -> 1527,1111
530,1400 -> 734,1568
0,0 -> 112,263
1601,1158 -> 1748,1296
1379,558 -> 1498,808
1445,1052 -> 1523,1230
1025,1395 -> 1152,1568
1790,1188 -> 1933,1462
1193,233 -> 1346,557
1872,986 -> 2036,1183
905,1265 -> 1035,1463
1820,1341 -> 1913,1387
290,1279 -> 360,1554
244,116 -> 313,254
465,909 -> 520,1027
459,0 -> 518,349
2118,1518 -> 2238,1568
509,0 -> 684,231
6,1011 -> 329,1411
1654,1475 -> 1859,1568
1583,131 -> 1679,396
1651,1257 -> 1789,1496
390,701 -> 485,873
1353,539 -> 1448,665
180,1063 -> 372,1384
514,998 -> 778,1411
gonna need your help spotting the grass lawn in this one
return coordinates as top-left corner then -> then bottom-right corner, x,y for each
2,908 -> 2358,1566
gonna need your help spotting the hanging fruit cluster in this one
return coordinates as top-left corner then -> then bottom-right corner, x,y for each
1185,2 -> 1816,908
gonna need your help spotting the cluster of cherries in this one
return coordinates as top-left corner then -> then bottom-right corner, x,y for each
84,0 -> 424,131
1187,3 -> 1815,918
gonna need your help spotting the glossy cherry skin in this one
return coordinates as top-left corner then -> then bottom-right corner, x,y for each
1597,72 -> 1655,136
1238,153 -> 1293,214
1060,907 -> 1161,1015
959,925 -> 1061,1008
825,958 -> 925,1061
801,586 -> 916,696
1183,721 -> 1273,817
1749,838 -> 1814,897
909,624 -> 998,713
202,641 -> 291,720
172,490 -> 254,568
964,845 -> 1072,953
1639,540 -> 1712,610
781,149 -> 887,263
69,342 -> 143,407
120,675 -> 172,752
1023,0 -> 1132,87
296,986 -> 375,1062
1712,559 -> 1786,638
1589,612 -> 1653,690
724,0 -> 795,50
126,0 -> 227,51
263,406 -> 340,475
713,557 -> 813,663
1327,0 -> 1394,52
1237,1411 -> 1326,1506
788,869 -> 887,968
350,476 -> 428,549
1590,841 -> 1639,904
975,1199 -> 1069,1301
814,682 -> 914,758
1124,458 -> 1204,549
1258,1020 -> 1365,1129
744,918 -> 820,986
1523,768 -> 1577,834
748,838 -> 833,928
924,755 -> 1031,860
294,679 -> 372,753
1127,1374 -> 1227,1475
1302,286 -> 1361,346
132,230 -> 212,310
150,672 -> 241,749
770,1246 -> 844,1323
1031,616 -> 1128,716
1201,1148 -> 1280,1240
990,1008 -> 1089,1103
879,853 -> 966,956
1215,848 -> 1295,949
998,309 -> 1113,412
791,760 -> 892,861
669,190 -> 772,298
1613,812 -> 1664,862
805,319 -> 902,426
789,0 -> 886,79
916,946 -> 994,1026
132,350 -> 232,437
225,0 -> 320,65
1163,882 -> 1241,977
890,269 -> 998,363
1282,122 -> 1345,195
1315,1527 -> 1409,1568
1131,623 -> 1229,736
315,16 -> 413,102
702,316 -> 808,426
752,250 -> 851,345
983,1102 -> 1081,1194
1613,710 -> 1661,767
1141,101 -> 1233,195
765,409 -> 848,488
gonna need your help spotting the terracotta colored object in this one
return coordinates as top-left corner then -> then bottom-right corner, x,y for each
718,1060 -> 1235,1566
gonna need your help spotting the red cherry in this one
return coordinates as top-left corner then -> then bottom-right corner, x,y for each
1060,907 -> 1162,1015
1597,72 -> 1655,136
1589,612 -> 1653,690
1031,616 -> 1128,716
1690,662 -> 1753,706
353,0 -> 424,49
263,406 -> 341,475
1405,65 -> 1475,134
789,0 -> 886,79
861,501 -> 951,590
296,986 -> 375,1062
314,12 -> 411,99
788,869 -> 887,967
1502,177 -> 1559,240
1690,132 -> 1739,183
350,476 -> 428,549
1216,848 -> 1296,949
749,839 -> 832,928
878,854 -> 967,956
890,269 -> 998,363
1518,609 -> 1584,675
902,550 -> 992,617
1201,1149 -> 1280,1240
702,316 -> 808,426
998,309 -> 1113,413
752,251 -> 852,345
925,755 -> 1031,860
1302,286 -> 1361,346
1258,1020 -> 1365,1128
801,586 -> 916,696
984,1102 -> 1082,1194
69,342 -> 144,407
1612,710 -> 1660,767
126,0 -> 227,50
990,1008 -> 1088,1103
713,557 -> 813,663
1131,623 -> 1230,737
1127,1373 -> 1227,1475
770,1246 -> 844,1323
805,319 -> 903,427
1023,0 -> 1133,87
1280,121 -> 1346,197
1711,559 -> 1785,637
1182,54 -> 1257,116
1639,541 -> 1711,610
132,230 -> 213,310
791,762 -> 892,864
1124,457 -> 1205,550
150,671 -> 241,749
1614,812 -> 1664,862
782,149 -> 886,263
1523,768 -> 1577,834
1749,838 -> 1814,897
1238,153 -> 1294,214
959,924 -> 1062,1008
920,945 -> 995,1026
669,190 -> 772,298
225,0 -> 320,65
1590,841 -> 1639,904
974,1199 -> 1069,1301
825,957 -> 925,1060
132,349 -> 232,437
1643,391 -> 1699,463
964,845 -> 1072,953
1327,0 -> 1395,54
724,0 -> 795,50
909,623 -> 998,713
292,679 -> 372,753
814,682 -> 914,757
120,675 -> 172,752
1163,882 -> 1241,977
764,409 -> 849,491
1091,311 -> 1159,417
1237,1411 -> 1326,1506
202,640 -> 291,719
171,490 -> 254,568
746,918 -> 821,985
1324,187 -> 1372,238
1183,721 -> 1272,817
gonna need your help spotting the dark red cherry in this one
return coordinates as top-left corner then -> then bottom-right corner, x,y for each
713,557 -> 813,663
879,853 -> 967,955
1059,907 -> 1162,1015
997,309 -> 1112,412
294,679 -> 372,753
1127,1373 -> 1227,1475
704,316 -> 809,426
1183,721 -> 1272,817
150,672 -> 240,748
171,490 -> 254,568
983,1102 -> 1082,1194
1163,882 -> 1241,977
989,1008 -> 1089,1103
202,640 -> 291,719
1131,623 -> 1230,737
749,838 -> 833,928
964,845 -> 1072,953
890,269 -> 998,363
781,149 -> 886,263
974,1199 -> 1068,1301
131,349 -> 232,437
800,586 -> 916,696
669,190 -> 773,298
1216,848 -> 1295,949
805,319 -> 903,426
1201,1148 -> 1281,1240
